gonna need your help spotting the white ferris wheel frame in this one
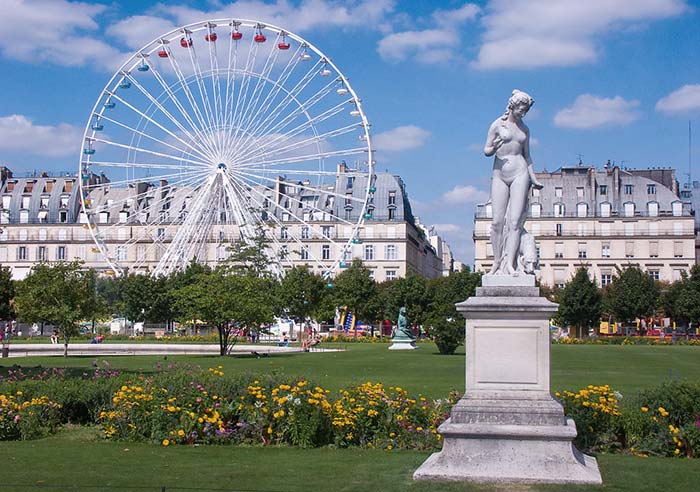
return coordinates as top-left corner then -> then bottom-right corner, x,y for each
79,18 -> 374,279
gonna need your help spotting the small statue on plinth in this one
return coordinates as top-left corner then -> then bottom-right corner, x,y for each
389,307 -> 416,350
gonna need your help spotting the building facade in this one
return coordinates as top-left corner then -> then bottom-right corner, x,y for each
474,164 -> 696,287
0,167 -> 449,281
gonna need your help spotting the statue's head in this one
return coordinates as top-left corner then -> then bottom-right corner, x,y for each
502,89 -> 534,120
399,307 -> 407,315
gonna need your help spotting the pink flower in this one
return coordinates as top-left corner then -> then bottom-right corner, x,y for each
14,415 -> 20,423
196,397 -> 202,403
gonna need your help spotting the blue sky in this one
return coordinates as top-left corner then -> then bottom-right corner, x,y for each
0,0 -> 699,265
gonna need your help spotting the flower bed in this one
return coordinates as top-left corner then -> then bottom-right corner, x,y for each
3,363 -> 700,459
98,368 -> 455,449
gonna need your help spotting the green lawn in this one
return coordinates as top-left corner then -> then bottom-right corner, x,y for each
2,343 -> 698,399
1,426 -> 698,492
3,343 -> 700,491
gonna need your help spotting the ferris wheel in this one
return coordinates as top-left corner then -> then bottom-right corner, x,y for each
79,19 -> 374,278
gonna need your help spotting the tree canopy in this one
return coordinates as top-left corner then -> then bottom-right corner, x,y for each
604,265 -> 659,325
14,261 -> 104,356
556,267 -> 602,337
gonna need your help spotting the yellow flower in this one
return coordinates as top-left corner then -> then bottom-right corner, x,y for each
386,445 -> 393,450
674,449 -> 680,455
267,426 -> 273,435
162,439 -> 170,446
641,407 -> 648,412
177,429 -> 185,437
389,432 -> 396,438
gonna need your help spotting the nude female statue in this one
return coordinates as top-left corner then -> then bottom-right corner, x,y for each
484,90 -> 543,276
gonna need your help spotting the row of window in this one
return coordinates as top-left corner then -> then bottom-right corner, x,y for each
552,267 -> 684,289
527,221 -> 688,237
487,240 -> 687,260
2,194 -> 71,210
4,180 -> 73,194
530,201 -> 683,218
289,244 -> 399,262
543,183 -> 658,200
279,225 -> 400,240
1,209 -> 70,224
1,245 -> 68,262
549,241 -> 685,259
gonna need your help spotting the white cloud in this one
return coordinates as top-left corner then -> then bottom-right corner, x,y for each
0,0 -> 128,70
378,29 -> 460,63
431,223 -> 461,233
432,3 -> 481,27
151,0 -> 396,33
377,3 -> 480,64
554,94 -> 641,129
373,125 -> 430,151
107,15 -> 179,51
474,0 -> 688,69
440,185 -> 489,205
0,115 -> 82,157
655,84 -> 700,114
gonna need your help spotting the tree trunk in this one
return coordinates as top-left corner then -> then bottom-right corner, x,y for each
218,324 -> 228,356
63,337 -> 69,357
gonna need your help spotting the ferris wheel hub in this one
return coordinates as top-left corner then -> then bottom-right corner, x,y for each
217,162 -> 227,171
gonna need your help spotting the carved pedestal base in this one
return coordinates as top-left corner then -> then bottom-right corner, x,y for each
413,284 -> 601,485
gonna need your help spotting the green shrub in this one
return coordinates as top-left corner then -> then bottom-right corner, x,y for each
555,385 -> 623,453
426,315 -> 463,355
623,380 -> 700,457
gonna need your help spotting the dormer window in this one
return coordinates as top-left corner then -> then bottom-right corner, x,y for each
21,196 -> 31,209
24,182 -> 34,193
2,196 -> 11,209
388,191 -> 396,206
63,181 -> 73,193
44,181 -> 54,193
6,182 -> 15,192
40,196 -> 49,208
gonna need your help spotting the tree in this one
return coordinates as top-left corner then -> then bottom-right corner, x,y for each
278,265 -> 327,327
0,265 -> 15,321
604,265 -> 659,327
663,265 -> 700,325
331,259 -> 377,333
384,274 -> 432,327
224,228 -> 276,278
425,268 -> 481,354
556,267 -> 602,338
14,262 -> 103,356
172,268 -> 275,355
119,274 -> 173,325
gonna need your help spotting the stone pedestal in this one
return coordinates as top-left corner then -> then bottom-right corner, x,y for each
414,281 -> 601,484
388,338 -> 416,350
389,338 -> 416,350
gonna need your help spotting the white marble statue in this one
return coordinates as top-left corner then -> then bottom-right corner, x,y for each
484,90 -> 543,276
